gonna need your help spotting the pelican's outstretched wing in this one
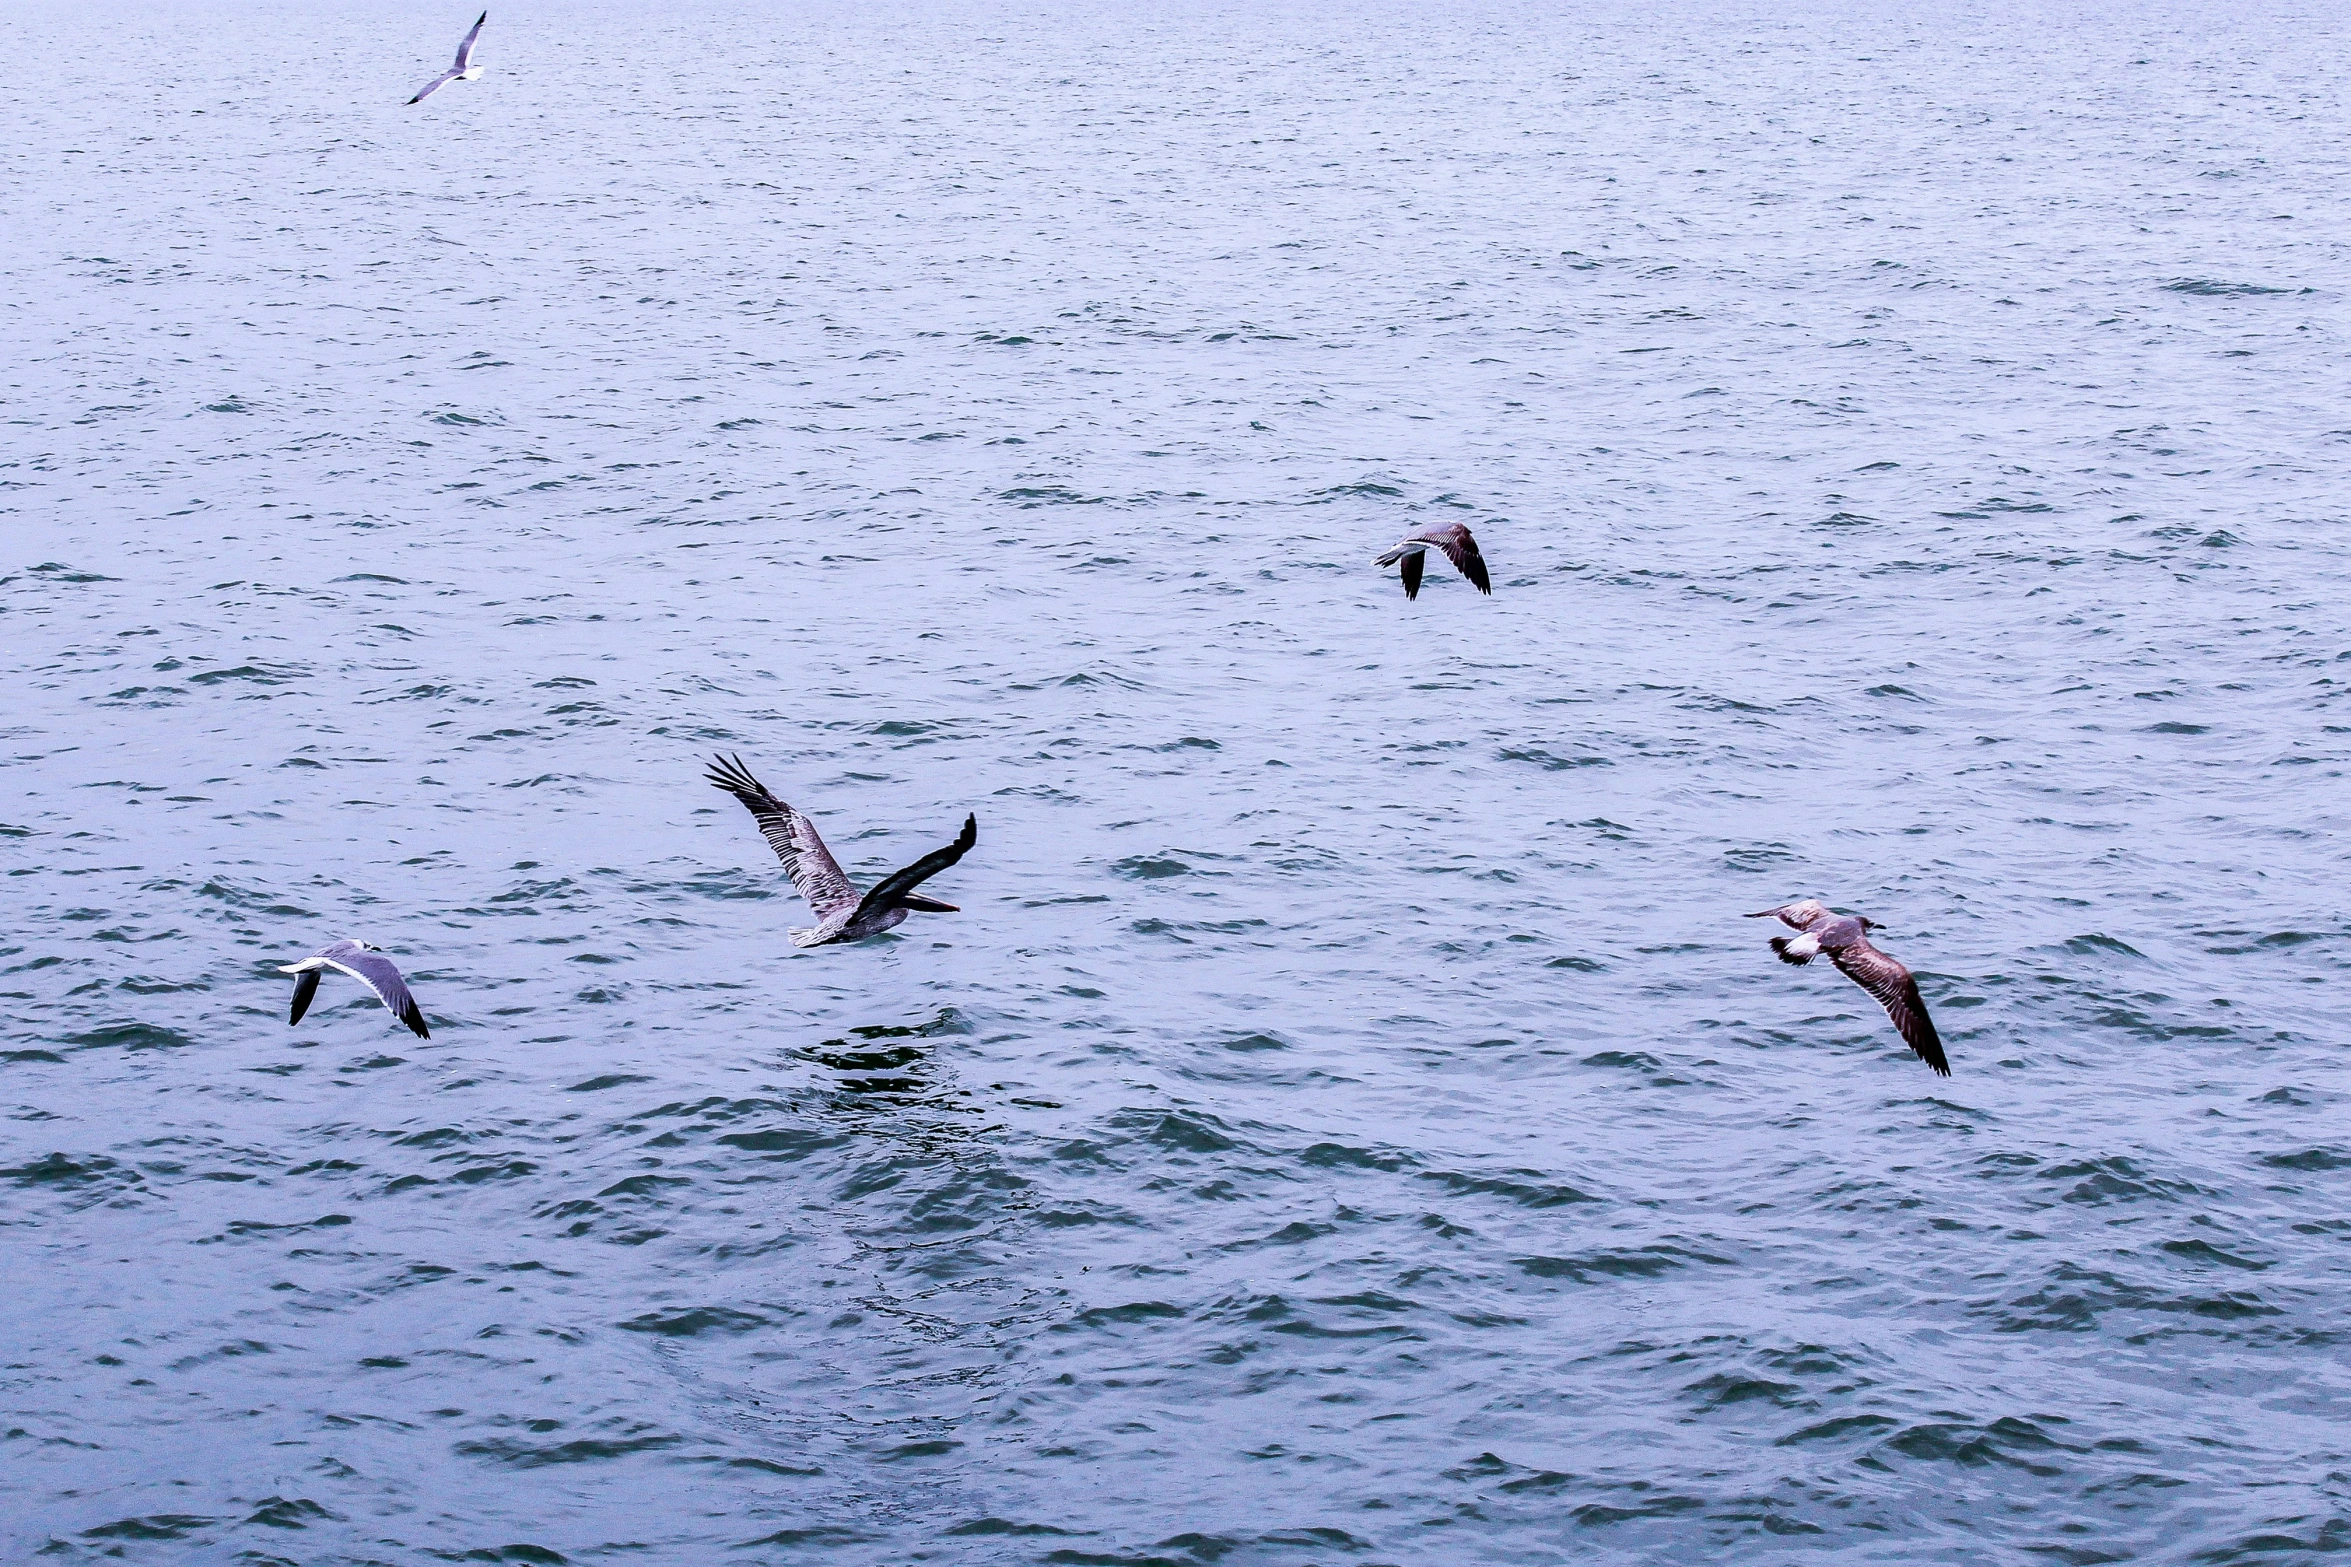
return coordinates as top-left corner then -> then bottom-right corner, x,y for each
288,968 -> 321,1025
452,10 -> 487,70
1830,943 -> 1948,1075
705,754 -> 861,920
319,941 -> 430,1039
849,814 -> 977,927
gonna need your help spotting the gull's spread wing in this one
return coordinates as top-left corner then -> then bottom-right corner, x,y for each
320,941 -> 430,1039
288,967 -> 321,1025
1830,942 -> 1949,1075
453,10 -> 487,69
1425,524 -> 1490,594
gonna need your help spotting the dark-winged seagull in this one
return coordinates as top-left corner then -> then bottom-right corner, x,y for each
281,940 -> 430,1038
1374,522 -> 1491,601
706,754 -> 976,948
1748,900 -> 1949,1075
409,11 -> 487,104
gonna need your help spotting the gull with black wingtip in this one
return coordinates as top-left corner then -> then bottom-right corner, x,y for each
1748,900 -> 1950,1075
281,940 -> 430,1039
1374,521 -> 1491,601
409,11 -> 488,104
706,754 -> 977,948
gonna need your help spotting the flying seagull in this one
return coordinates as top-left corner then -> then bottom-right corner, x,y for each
706,754 -> 976,948
280,940 -> 430,1039
409,11 -> 488,104
1374,522 -> 1490,600
1748,900 -> 1949,1075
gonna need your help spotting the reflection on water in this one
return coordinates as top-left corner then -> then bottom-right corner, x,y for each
6,0 -> 2351,1560
806,1010 -> 976,1107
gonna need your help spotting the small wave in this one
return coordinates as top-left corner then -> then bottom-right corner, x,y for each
1300,1140 -> 1415,1172
1871,1415 -> 2082,1475
738,1526 -> 876,1548
1067,1300 -> 1186,1330
2259,1147 -> 2350,1172
81,1514 -> 218,1541
64,1021 -> 196,1052
1113,1107 -> 1241,1154
2161,278 -> 2302,296
1515,1244 -> 1728,1282
2042,1156 -> 2207,1205
456,1434 -> 682,1468
1498,746 -> 1610,769
1777,1413 -> 1899,1447
186,662 -> 304,687
566,1073 -> 651,1093
616,1306 -> 771,1336
944,1518 -> 1081,1537
241,1496 -> 340,1529
1422,1170 -> 1599,1209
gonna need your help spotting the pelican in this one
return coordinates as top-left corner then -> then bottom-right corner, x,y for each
1748,901 -> 1949,1075
1374,521 -> 1490,600
706,754 -> 976,947
281,940 -> 430,1039
409,11 -> 487,104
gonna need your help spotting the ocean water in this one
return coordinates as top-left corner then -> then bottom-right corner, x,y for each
4,0 -> 2349,1561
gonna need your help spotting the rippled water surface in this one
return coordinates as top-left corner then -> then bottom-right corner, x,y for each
6,0 -> 2350,1561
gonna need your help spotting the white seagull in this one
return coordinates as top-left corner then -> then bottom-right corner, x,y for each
706,754 -> 977,948
281,940 -> 431,1038
409,11 -> 488,105
1374,521 -> 1491,601
1747,901 -> 1948,1075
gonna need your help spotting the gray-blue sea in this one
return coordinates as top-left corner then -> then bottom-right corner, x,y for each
4,0 -> 2348,1561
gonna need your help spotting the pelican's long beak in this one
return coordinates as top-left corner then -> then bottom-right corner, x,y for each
899,894 -> 959,914
1743,909 -> 1781,918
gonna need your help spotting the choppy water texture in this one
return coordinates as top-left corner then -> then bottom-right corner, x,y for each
4,0 -> 2350,1561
